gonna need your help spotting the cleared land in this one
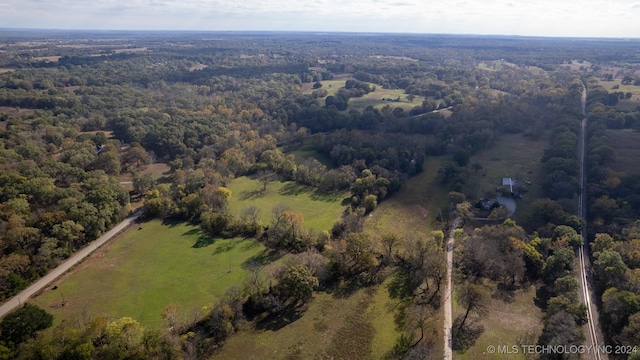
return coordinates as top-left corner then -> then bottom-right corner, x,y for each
289,144 -> 334,168
302,78 -> 425,111
452,283 -> 543,360
466,133 -> 548,223
215,282 -> 403,360
366,156 -> 450,238
0,106 -> 35,119
599,79 -> 640,111
33,55 -> 61,62
228,176 -> 349,231
32,219 -> 267,329
607,129 -> 640,175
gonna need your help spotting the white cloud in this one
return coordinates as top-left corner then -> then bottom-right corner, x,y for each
0,0 -> 638,37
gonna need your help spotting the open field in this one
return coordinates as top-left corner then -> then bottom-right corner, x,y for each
607,129 -> 640,175
366,156 -> 450,238
466,133 -> 549,224
114,47 -> 149,54
33,55 -> 61,62
301,79 -> 347,96
453,283 -> 543,360
119,163 -> 172,195
561,60 -> 593,72
79,130 -> 115,138
0,68 -> 15,73
302,78 -> 425,111
289,145 -> 335,168
348,88 -> 422,112
0,106 -> 35,119
599,79 -> 640,110
227,176 -> 349,231
215,282 -> 403,360
32,219 -> 267,329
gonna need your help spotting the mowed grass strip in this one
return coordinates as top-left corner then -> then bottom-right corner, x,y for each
366,156 -> 450,238
33,219 -> 266,329
607,129 -> 640,175
228,177 -> 349,231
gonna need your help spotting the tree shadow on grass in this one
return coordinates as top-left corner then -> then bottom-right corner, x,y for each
279,182 -> 347,203
279,182 -> 311,196
211,239 -> 241,254
161,218 -> 184,227
255,303 -> 305,331
492,283 -> 516,303
534,285 -> 552,310
328,278 -> 365,299
182,228 -> 200,236
241,249 -> 282,268
192,234 -> 215,248
452,317 -> 484,352
240,189 -> 266,200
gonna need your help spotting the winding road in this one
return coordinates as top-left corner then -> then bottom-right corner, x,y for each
577,85 -> 606,360
0,211 -> 142,318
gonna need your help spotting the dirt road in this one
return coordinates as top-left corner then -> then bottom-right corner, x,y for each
443,217 -> 462,360
0,211 -> 141,318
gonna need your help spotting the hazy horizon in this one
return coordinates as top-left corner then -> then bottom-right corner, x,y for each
0,0 -> 639,38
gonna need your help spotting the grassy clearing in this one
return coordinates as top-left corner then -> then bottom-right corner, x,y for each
32,219 -> 267,329
466,133 -> 549,224
227,176 -> 348,232
119,163 -> 172,195
607,129 -> 640,175
561,60 -> 592,72
215,282 -> 401,360
288,144 -> 335,168
367,278 -> 407,358
0,68 -> 15,74
33,55 -> 61,62
302,79 -> 349,96
599,79 -> 640,110
366,156 -> 449,238
0,106 -> 35,119
349,89 -> 422,112
453,283 -> 543,360
302,78 -> 425,111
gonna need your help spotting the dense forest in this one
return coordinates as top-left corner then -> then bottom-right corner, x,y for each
1,31 -> 640,359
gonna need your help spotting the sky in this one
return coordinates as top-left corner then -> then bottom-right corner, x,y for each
0,0 -> 639,38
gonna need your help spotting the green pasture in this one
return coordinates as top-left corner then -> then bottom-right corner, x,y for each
348,88 -> 423,112
288,145 -> 335,168
227,176 -> 349,231
303,78 -> 425,112
453,283 -> 543,360
366,156 -> 450,238
607,129 -> 640,175
466,133 -> 548,223
600,79 -> 640,111
303,79 -> 348,97
214,282 -> 403,359
32,220 -> 267,329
